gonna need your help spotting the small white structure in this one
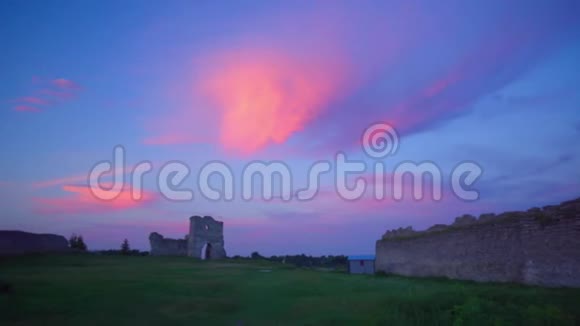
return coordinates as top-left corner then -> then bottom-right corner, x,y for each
347,255 -> 375,274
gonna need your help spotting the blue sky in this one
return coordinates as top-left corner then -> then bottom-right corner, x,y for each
1,0 -> 579,255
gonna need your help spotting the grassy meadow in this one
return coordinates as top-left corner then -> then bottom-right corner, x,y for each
1,255 -> 579,325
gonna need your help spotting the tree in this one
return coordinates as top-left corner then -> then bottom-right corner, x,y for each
69,234 -> 87,251
68,234 -> 77,248
77,235 -> 87,251
121,239 -> 130,255
251,251 -> 263,260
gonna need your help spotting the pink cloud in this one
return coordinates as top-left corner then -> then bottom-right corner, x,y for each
13,105 -> 41,113
14,96 -> 50,105
141,1 -> 578,158
6,76 -> 82,114
36,77 -> 82,102
142,6 -> 361,154
51,78 -> 82,90
34,184 -> 157,214
290,3 -> 580,155
198,50 -> 349,155
422,71 -> 463,98
38,88 -> 76,100
33,174 -> 90,188
33,166 -> 139,189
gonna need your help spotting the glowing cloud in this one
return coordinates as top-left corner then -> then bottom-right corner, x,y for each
200,50 -> 347,155
33,166 -> 140,189
7,77 -> 82,114
34,184 -> 156,214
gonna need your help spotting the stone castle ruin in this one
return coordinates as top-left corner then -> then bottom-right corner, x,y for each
376,197 -> 580,287
149,215 -> 226,259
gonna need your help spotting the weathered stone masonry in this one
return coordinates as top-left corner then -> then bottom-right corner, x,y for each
148,232 -> 187,256
149,215 -> 226,259
376,198 -> 580,287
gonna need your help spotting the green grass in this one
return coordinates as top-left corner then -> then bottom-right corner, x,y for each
1,255 -> 579,325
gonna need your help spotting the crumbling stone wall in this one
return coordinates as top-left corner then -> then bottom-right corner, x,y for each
148,232 -> 187,256
149,215 -> 226,259
0,231 -> 69,255
376,198 -> 580,287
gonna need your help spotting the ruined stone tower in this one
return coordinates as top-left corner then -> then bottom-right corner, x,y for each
149,215 -> 226,259
187,215 -> 227,259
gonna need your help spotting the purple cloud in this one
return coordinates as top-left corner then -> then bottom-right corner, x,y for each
51,78 -> 82,90
13,105 -> 41,113
7,76 -> 83,113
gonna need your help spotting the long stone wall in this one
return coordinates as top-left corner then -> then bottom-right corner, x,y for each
0,231 -> 69,255
375,198 -> 580,287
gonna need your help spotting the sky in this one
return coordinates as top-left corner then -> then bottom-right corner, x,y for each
1,0 -> 579,256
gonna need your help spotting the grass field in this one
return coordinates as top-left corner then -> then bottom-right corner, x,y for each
1,255 -> 579,325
